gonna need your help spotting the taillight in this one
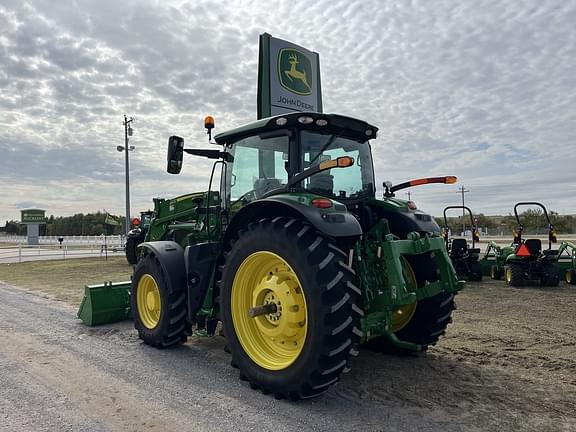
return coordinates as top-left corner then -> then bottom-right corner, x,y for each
311,198 -> 333,209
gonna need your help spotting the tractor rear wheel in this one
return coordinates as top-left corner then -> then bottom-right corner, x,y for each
566,269 -> 576,285
131,254 -> 191,348
125,237 -> 140,265
468,261 -> 483,281
540,264 -> 559,287
505,264 -> 524,287
367,256 -> 456,355
490,265 -> 502,280
220,217 -> 362,400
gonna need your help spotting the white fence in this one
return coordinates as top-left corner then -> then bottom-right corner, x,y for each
0,235 -> 125,263
0,235 -> 124,245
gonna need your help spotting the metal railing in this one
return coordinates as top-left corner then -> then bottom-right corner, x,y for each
0,242 -> 124,263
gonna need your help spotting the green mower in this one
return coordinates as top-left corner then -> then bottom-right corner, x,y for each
442,206 -> 482,281
80,112 -> 463,399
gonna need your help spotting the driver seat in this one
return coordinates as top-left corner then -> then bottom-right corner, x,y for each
450,238 -> 468,257
253,178 -> 282,198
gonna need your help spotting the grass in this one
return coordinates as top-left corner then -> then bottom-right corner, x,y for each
0,257 -> 133,305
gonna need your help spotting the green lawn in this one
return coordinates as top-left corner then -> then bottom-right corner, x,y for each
0,257 -> 133,305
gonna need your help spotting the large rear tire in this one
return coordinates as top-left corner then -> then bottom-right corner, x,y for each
505,263 -> 524,287
220,217 -> 362,400
540,264 -> 559,287
131,254 -> 191,348
467,261 -> 483,281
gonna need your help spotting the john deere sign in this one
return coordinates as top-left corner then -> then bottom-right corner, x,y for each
21,209 -> 46,224
20,209 -> 46,245
258,33 -> 322,118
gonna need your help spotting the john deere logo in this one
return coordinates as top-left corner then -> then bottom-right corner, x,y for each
278,49 -> 313,96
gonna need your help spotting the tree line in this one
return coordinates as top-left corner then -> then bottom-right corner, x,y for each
2,212 -> 126,236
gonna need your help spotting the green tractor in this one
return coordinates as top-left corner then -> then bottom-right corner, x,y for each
125,210 -> 154,265
479,240 -> 517,280
442,206 -> 482,281
130,112 -> 463,400
503,202 -> 560,287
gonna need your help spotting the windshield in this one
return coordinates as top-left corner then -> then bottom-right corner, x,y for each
301,131 -> 375,199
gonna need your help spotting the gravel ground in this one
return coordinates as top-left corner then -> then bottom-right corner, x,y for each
0,279 -> 575,432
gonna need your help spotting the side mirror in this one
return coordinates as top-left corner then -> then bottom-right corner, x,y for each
167,136 -> 184,174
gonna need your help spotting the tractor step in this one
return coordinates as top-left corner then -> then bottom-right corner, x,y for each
77,281 -> 132,326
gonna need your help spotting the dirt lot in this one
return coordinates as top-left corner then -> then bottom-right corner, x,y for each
0,259 -> 575,431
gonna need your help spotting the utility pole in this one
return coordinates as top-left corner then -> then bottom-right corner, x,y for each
405,191 -> 412,201
457,186 -> 469,235
117,115 -> 135,235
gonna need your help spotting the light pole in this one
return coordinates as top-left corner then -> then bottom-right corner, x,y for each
457,186 -> 469,235
117,115 -> 135,235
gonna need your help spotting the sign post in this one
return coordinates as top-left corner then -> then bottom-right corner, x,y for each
20,209 -> 46,245
258,33 -> 322,119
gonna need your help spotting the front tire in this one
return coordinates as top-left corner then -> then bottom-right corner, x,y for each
131,254 -> 191,348
125,236 -> 140,265
220,217 -> 362,400
366,255 -> 456,355
566,269 -> 576,285
490,265 -> 502,280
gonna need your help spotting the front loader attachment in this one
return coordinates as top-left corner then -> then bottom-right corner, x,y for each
77,281 -> 132,326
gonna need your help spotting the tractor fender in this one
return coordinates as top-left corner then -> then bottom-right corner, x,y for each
138,241 -> 187,293
223,196 -> 362,247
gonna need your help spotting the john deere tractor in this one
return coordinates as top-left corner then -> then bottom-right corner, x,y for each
504,202 -> 560,287
442,206 -> 482,281
130,112 -> 463,400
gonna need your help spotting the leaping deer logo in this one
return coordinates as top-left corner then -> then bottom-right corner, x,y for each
284,54 -> 311,92
278,49 -> 313,95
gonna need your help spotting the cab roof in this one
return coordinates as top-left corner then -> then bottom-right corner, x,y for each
214,112 -> 378,146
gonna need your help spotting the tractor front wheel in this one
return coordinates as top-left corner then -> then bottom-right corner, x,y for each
125,236 -> 140,265
505,264 -> 524,287
220,218 -> 362,400
131,254 -> 191,348
566,269 -> 576,285
366,256 -> 456,355
490,265 -> 502,280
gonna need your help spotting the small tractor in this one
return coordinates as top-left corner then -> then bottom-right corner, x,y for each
480,240 -> 516,280
442,206 -> 482,281
503,202 -> 560,287
83,112 -> 463,400
125,211 -> 154,264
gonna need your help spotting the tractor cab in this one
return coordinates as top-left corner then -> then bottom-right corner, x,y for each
442,205 -> 482,281
504,202 -> 560,287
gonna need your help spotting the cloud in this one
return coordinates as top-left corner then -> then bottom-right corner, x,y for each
0,0 -> 575,224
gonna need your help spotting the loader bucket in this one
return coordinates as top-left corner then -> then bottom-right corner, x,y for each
77,281 -> 132,326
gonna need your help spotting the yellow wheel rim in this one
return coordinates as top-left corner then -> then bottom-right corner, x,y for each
391,258 -> 418,332
505,267 -> 512,284
231,251 -> 307,371
136,274 -> 161,329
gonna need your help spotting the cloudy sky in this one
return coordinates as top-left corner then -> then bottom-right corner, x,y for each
1,0 -> 575,225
